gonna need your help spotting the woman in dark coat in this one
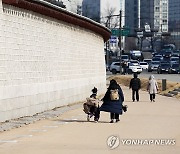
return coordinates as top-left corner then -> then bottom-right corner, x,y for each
100,79 -> 124,123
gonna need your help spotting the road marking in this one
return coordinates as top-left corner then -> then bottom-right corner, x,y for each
0,140 -> 18,143
16,135 -> 33,138
43,125 -> 58,128
29,129 -> 47,132
55,121 -> 69,125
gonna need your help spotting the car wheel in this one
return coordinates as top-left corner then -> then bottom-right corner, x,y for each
112,69 -> 117,74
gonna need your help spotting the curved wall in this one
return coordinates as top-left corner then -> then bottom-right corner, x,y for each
0,0 -> 110,122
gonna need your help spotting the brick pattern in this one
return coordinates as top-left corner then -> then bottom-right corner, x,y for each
0,4 -> 106,122
0,5 -> 105,86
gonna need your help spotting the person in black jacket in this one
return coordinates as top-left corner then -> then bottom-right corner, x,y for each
129,73 -> 141,102
100,79 -> 124,123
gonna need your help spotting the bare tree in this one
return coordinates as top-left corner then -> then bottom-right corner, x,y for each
101,4 -> 119,29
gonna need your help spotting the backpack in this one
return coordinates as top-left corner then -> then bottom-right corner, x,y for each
110,89 -> 119,100
86,97 -> 99,107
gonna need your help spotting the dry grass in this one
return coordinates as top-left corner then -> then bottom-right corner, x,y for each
107,75 -> 180,100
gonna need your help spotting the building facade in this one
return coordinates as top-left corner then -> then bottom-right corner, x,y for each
82,0 -> 101,22
140,0 -> 168,32
125,0 -> 139,34
168,0 -> 180,49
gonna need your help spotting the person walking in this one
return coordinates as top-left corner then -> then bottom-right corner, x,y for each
147,75 -> 159,102
129,73 -> 141,102
100,79 -> 124,123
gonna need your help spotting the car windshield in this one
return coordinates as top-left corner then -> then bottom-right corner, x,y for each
172,64 -> 179,68
140,62 -> 147,65
161,63 -> 170,67
152,62 -> 160,65
152,58 -> 160,61
129,63 -> 139,66
114,63 -> 120,66
171,58 -> 179,61
130,60 -> 138,63
165,51 -> 171,54
144,60 -> 151,62
122,55 -> 128,59
173,50 -> 179,54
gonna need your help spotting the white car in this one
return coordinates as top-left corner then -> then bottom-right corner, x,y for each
128,62 -> 142,74
109,62 -> 120,74
139,62 -> 148,70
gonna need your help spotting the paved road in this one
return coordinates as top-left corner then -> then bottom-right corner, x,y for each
107,71 -> 180,82
0,86 -> 180,154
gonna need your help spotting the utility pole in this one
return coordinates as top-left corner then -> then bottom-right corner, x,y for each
106,16 -> 111,68
118,10 -> 122,74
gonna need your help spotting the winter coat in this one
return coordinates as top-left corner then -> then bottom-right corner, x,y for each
100,84 -> 124,114
147,75 -> 158,94
129,78 -> 141,90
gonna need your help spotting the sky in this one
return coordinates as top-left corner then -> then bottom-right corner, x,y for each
63,0 -> 121,14
63,0 -> 83,12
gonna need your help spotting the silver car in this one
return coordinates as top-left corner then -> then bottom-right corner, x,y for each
148,61 -> 160,72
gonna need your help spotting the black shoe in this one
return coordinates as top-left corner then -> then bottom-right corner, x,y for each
116,119 -> 120,122
94,118 -> 99,122
110,120 -> 114,123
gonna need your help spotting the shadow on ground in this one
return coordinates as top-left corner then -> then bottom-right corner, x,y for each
53,119 -> 110,124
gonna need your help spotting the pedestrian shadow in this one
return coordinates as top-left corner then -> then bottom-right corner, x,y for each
124,100 -> 152,103
53,119 -> 110,123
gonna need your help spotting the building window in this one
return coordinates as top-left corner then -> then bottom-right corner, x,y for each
163,19 -> 167,24
155,7 -> 160,12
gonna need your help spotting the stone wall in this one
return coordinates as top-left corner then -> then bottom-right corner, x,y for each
0,0 -> 110,122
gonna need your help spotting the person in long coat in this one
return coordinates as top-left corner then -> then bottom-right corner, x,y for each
100,79 -> 124,123
147,75 -> 159,102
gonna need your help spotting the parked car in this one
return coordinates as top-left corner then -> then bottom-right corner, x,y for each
157,63 -> 170,74
168,63 -> 180,74
162,51 -> 172,58
159,49 -> 167,56
109,62 -> 120,74
130,50 -> 143,60
127,62 -> 142,74
152,57 -> 162,62
110,61 -> 142,74
143,59 -> 152,64
172,50 -> 180,57
152,52 -> 158,57
154,55 -> 163,60
148,61 -> 160,72
170,57 -> 179,64
139,62 -> 148,70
